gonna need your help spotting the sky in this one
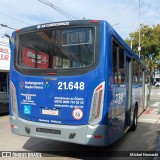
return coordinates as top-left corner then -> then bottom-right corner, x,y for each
0,0 -> 160,39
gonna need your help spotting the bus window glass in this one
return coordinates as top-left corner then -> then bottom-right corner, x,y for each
22,47 -> 49,68
17,28 -> 95,69
133,60 -> 139,83
113,43 -> 118,83
112,40 -> 124,84
139,65 -> 142,83
118,48 -> 124,83
145,71 -> 150,84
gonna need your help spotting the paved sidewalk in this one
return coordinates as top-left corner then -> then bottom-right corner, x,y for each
139,106 -> 160,160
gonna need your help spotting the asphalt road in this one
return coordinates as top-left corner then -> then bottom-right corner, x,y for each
0,88 -> 160,160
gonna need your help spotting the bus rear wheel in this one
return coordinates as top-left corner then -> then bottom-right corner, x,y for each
130,108 -> 138,131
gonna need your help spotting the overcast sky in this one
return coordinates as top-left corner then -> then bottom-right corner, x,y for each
0,0 -> 160,39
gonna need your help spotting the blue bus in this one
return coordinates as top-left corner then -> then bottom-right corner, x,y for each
9,20 -> 150,146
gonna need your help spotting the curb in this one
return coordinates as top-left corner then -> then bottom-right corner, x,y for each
156,136 -> 160,151
154,135 -> 160,160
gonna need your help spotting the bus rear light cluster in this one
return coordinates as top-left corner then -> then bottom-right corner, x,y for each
89,82 -> 105,125
11,124 -> 18,129
11,124 -> 14,128
87,134 -> 103,139
94,135 -> 103,139
10,82 -> 19,117
90,20 -> 100,23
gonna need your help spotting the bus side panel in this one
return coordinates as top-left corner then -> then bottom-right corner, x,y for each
109,85 -> 126,143
132,84 -> 143,117
105,27 -> 126,145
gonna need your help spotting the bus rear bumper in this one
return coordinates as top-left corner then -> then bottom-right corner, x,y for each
10,116 -> 109,146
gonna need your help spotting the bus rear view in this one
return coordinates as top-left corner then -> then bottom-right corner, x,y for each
10,20 -> 145,146
10,20 -> 108,146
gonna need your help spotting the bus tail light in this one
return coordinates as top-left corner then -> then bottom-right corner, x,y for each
94,135 -> 103,139
89,82 -> 105,125
10,82 -> 18,117
90,20 -> 100,23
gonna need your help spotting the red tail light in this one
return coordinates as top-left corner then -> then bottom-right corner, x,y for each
94,135 -> 103,139
90,20 -> 100,23
45,72 -> 57,75
11,124 -> 14,128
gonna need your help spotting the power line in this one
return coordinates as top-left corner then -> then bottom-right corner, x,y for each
0,12 -> 32,25
0,24 -> 16,30
38,0 -> 80,20
38,0 -> 81,20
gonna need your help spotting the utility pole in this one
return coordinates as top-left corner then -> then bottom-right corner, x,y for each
138,0 -> 141,57
130,36 -> 133,49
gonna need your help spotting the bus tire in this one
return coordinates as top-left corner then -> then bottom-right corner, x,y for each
130,107 -> 138,131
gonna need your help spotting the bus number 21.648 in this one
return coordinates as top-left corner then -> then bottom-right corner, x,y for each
58,82 -> 85,90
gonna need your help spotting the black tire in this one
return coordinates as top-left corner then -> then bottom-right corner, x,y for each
130,108 -> 138,131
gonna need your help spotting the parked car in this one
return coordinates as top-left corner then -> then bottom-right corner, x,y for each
155,82 -> 160,87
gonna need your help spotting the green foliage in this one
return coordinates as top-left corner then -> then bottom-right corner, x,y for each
125,24 -> 160,68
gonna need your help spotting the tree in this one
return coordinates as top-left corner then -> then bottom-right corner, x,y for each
125,24 -> 160,68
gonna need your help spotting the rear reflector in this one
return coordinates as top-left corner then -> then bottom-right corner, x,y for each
46,72 -> 57,75
94,135 -> 102,139
10,81 -> 18,117
16,29 -> 21,32
89,81 -> 105,125
90,20 -> 100,23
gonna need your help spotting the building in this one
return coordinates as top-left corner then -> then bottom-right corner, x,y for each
0,37 -> 10,113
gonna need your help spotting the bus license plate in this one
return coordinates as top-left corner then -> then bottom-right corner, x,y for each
42,109 -> 59,116
36,128 -> 61,134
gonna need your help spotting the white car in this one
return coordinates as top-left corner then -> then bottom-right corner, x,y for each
155,82 -> 160,87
